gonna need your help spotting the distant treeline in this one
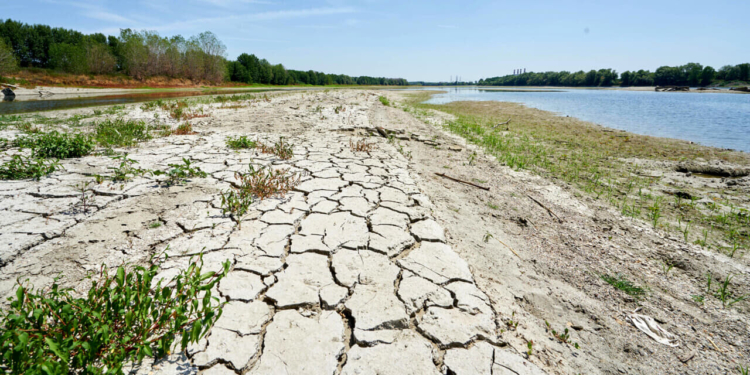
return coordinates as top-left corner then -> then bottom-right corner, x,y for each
478,63 -> 750,87
0,19 -> 407,86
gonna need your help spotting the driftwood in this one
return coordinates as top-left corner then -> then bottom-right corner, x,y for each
0,83 -> 18,89
655,86 -> 689,92
435,173 -> 490,191
375,126 -> 388,138
527,194 -> 563,222
492,118 -> 511,128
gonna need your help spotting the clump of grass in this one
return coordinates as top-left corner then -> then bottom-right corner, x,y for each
0,253 -> 229,374
714,274 -> 747,308
226,135 -> 257,150
0,155 -> 60,180
378,96 -> 390,106
95,119 -> 151,147
14,131 -> 95,159
258,137 -> 294,160
600,274 -> 647,299
350,138 -> 375,152
16,122 -> 41,134
108,154 -> 151,182
221,165 -> 300,228
170,123 -> 196,136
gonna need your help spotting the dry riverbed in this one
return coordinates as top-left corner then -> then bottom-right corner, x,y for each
0,89 -> 748,374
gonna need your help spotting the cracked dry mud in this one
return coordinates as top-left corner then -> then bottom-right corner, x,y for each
0,91 -> 543,375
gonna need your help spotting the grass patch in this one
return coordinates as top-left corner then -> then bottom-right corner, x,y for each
0,155 -> 60,180
94,119 -> 151,147
221,165 -> 301,228
258,138 -> 294,160
14,131 -> 95,159
0,254 -> 229,374
402,92 -> 750,254
226,135 -> 257,150
378,96 -> 390,106
600,274 -> 647,298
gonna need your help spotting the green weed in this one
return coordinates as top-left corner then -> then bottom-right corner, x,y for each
378,96 -> 390,106
153,158 -> 207,186
95,119 -> 151,147
0,253 -> 229,374
14,131 -> 95,159
226,135 -> 257,150
600,274 -> 647,299
0,156 -> 60,180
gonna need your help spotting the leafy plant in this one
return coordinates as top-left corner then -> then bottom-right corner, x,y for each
738,365 -> 748,375
0,155 -> 60,180
526,340 -> 533,357
661,261 -> 675,277
0,253 -> 229,375
226,135 -> 257,150
691,294 -> 704,305
108,154 -> 150,183
14,131 -> 95,159
71,181 -> 96,213
170,123 -> 196,135
95,119 -> 151,147
545,321 -> 579,348
378,96 -> 390,106
153,158 -> 207,186
600,274 -> 647,299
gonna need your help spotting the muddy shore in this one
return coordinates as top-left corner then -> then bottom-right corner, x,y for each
0,89 -> 748,374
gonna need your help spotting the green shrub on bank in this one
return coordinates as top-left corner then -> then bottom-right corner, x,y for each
0,254 -> 229,375
94,119 -> 151,147
378,96 -> 390,106
15,131 -> 95,159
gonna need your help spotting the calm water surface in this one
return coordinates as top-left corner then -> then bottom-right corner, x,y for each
424,87 -> 750,152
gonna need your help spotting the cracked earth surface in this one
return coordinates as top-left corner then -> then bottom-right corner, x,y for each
0,91 -> 543,375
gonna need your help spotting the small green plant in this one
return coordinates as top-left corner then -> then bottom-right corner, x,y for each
148,221 -> 162,229
468,151 -> 477,166
661,261 -> 675,277
95,119 -> 151,147
647,196 -> 663,228
226,135 -> 257,150
14,131 -> 95,159
545,321 -> 579,348
108,154 -> 150,182
505,312 -> 519,330
737,365 -> 748,375
0,253 -> 229,375
715,274 -> 747,308
71,181 -> 96,213
526,340 -> 533,357
153,158 -> 207,186
487,202 -> 499,210
691,294 -> 705,305
378,96 -> 390,106
0,155 -> 60,180
600,274 -> 647,299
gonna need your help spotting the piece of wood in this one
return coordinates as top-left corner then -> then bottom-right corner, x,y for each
376,126 -> 388,138
492,235 -> 521,259
527,194 -> 563,223
435,173 -> 490,191
492,118 -> 511,128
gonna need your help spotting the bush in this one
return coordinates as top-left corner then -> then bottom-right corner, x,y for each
15,131 -> 95,159
378,96 -> 390,106
95,119 -> 151,147
0,155 -> 60,180
0,254 -> 229,374
226,135 -> 257,149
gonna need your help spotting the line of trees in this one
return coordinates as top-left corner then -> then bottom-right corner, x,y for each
0,19 -> 408,86
478,63 -> 750,87
225,53 -> 407,86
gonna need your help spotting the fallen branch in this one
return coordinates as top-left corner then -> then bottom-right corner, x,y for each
492,118 -> 511,128
492,235 -> 521,259
435,173 -> 490,191
527,194 -> 563,223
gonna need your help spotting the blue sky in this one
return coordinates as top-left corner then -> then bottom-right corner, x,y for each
3,0 -> 749,81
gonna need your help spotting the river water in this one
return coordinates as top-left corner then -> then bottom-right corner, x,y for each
423,87 -> 750,152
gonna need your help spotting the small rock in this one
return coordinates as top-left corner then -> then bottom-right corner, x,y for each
448,146 -> 462,152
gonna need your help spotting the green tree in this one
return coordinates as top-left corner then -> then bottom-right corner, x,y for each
0,39 -> 18,77
700,66 -> 716,86
49,43 -> 87,74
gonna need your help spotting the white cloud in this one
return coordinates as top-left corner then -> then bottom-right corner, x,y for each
438,24 -> 458,29
153,7 -> 356,32
84,10 -> 134,24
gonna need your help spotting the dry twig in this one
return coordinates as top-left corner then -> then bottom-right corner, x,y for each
435,173 -> 490,191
